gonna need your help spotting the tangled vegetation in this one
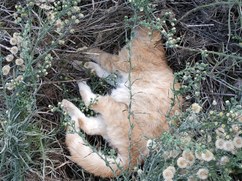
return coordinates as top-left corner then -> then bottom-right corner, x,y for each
0,0 -> 241,180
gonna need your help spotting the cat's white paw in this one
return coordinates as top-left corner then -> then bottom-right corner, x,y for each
84,62 -> 109,78
62,99 -> 86,118
61,99 -> 74,114
61,99 -> 84,132
84,62 -> 97,74
84,62 -> 96,69
77,81 -> 89,91
77,81 -> 98,106
61,99 -> 82,117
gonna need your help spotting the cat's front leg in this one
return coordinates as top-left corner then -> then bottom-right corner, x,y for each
85,48 -> 110,63
84,62 -> 109,78
78,81 -> 99,107
84,48 -> 120,73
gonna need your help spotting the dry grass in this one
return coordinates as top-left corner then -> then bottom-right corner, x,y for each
0,0 -> 241,180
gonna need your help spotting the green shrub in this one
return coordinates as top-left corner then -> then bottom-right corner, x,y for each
1,0 -> 242,180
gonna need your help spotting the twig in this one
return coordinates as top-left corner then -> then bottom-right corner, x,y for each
92,0 -> 95,10
39,79 -> 89,85
0,43 -> 10,50
184,23 -> 214,27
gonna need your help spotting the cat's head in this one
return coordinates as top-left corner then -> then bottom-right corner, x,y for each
133,26 -> 161,43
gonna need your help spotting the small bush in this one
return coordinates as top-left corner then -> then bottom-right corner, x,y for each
0,0 -> 241,180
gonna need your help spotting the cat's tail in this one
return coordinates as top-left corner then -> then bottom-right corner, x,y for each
66,133 -> 127,178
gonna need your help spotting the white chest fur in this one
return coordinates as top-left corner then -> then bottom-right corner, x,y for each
111,74 -> 130,103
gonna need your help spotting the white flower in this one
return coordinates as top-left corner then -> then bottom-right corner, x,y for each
146,139 -> 156,149
46,11 -> 55,21
13,32 -> 20,38
231,124 -> 240,132
166,166 -> 176,174
39,4 -> 52,10
201,149 -> 215,162
212,100 -> 217,105
71,15 -> 76,19
6,82 -> 14,90
75,19 -> 80,24
197,168 -> 209,180
182,150 -> 195,166
19,65 -> 26,71
233,136 -> 242,148
137,169 -> 143,176
79,13 -> 84,18
58,40 -> 65,45
191,103 -> 202,113
215,127 -> 225,136
10,46 -> 18,54
177,157 -> 188,168
16,75 -> 23,82
180,135 -> 192,144
2,64 -> 11,75
70,29 -> 75,34
223,140 -> 235,152
220,156 -> 229,165
10,37 -> 18,45
15,58 -> 24,66
225,100 -> 230,105
182,150 -> 191,158
72,6 -> 80,13
55,19 -> 63,29
16,36 -> 23,44
6,54 -> 14,62
215,138 -> 225,149
163,167 -> 174,179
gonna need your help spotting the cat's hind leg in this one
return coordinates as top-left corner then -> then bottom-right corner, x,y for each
77,81 -> 128,124
62,99 -> 106,136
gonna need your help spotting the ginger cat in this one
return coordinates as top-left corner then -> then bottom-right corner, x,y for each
61,26 -> 181,178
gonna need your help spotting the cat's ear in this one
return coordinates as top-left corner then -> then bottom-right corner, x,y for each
133,26 -> 161,42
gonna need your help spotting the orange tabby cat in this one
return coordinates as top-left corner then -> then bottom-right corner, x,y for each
62,26 -> 181,178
